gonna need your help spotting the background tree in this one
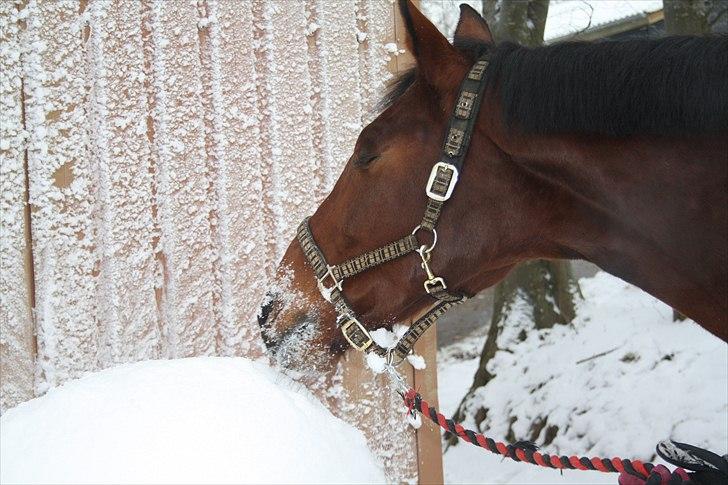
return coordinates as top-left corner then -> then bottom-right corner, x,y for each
481,0 -> 550,46
447,0 -> 585,446
664,0 -> 709,35
664,0 -> 728,35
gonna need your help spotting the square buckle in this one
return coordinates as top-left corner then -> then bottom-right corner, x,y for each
426,162 -> 459,202
340,317 -> 373,352
424,277 -> 447,294
317,265 -> 342,302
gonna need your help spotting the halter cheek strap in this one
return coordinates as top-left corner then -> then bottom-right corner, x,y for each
297,54 -> 490,364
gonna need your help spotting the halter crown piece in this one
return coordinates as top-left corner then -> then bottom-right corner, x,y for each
297,54 -> 490,365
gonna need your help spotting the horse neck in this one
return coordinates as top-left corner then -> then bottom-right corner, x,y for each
491,129 -> 728,339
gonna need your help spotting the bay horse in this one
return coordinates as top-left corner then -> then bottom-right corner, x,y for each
259,0 -> 727,375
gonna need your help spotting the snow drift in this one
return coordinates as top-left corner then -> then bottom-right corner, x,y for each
0,357 -> 385,484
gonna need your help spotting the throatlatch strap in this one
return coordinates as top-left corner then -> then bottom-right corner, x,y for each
390,298 -> 463,362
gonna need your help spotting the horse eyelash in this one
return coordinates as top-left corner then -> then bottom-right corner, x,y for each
353,154 -> 379,167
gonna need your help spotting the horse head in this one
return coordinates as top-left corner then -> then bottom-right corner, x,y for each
258,1 -> 541,373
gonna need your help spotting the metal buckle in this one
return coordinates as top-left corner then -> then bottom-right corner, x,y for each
340,317 -> 373,352
424,277 -> 447,294
317,265 -> 342,302
425,162 -> 459,202
411,225 -> 437,253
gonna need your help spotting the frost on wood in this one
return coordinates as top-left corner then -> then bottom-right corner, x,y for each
257,1 -> 317,262
333,352 -> 419,483
22,0 -> 100,395
2,1 -> 425,480
198,0 -> 266,357
308,0 -> 363,195
0,1 -> 34,412
85,1 -> 162,366
146,0 -> 219,358
356,0 -> 396,124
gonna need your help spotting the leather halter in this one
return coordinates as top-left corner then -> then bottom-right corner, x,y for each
297,54 -> 490,364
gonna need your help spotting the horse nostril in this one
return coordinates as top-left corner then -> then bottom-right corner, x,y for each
258,294 -> 276,328
258,293 -> 281,350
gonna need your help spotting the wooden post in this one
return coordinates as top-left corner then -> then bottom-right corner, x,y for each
414,330 -> 445,484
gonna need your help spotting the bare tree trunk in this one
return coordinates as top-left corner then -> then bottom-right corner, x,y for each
664,0 -> 710,35
462,261 -> 580,401
482,0 -> 549,46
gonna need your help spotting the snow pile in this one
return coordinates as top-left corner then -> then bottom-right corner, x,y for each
0,358 -> 385,484
439,272 -> 728,484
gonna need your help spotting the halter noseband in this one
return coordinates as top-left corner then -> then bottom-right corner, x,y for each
297,54 -> 490,364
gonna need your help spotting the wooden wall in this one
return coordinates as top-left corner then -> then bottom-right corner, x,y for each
1,0 -> 442,481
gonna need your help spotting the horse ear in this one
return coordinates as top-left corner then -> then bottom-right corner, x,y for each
453,4 -> 493,46
398,0 -> 463,92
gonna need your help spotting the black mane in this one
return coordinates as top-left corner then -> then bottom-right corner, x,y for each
488,36 -> 728,136
381,36 -> 728,137
378,68 -> 416,113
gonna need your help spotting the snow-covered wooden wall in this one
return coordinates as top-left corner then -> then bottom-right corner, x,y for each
2,0 -> 444,481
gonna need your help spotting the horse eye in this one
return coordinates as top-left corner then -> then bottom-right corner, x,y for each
354,154 -> 378,167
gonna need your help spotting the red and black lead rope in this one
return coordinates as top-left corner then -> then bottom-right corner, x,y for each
402,389 -> 655,480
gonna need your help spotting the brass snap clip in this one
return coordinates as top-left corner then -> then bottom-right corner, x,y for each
417,245 -> 447,294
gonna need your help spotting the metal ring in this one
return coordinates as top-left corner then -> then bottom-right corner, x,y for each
411,225 -> 437,253
386,347 -> 410,368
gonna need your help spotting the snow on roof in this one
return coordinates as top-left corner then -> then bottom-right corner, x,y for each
421,0 -> 663,43
545,0 -> 663,41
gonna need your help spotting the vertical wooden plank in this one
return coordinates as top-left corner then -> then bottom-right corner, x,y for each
22,0 -> 100,393
308,0 -> 364,194
356,0 -> 399,123
85,0 -> 162,365
254,0 -> 317,263
351,1 -> 445,482
339,351 -> 419,483
145,0 -> 217,357
0,0 -> 35,412
197,0 -> 267,357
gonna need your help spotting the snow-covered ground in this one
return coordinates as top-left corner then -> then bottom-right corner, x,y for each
0,357 -> 385,485
438,272 -> 728,484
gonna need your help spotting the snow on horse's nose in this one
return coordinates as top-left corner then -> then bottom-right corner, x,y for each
256,239 -> 343,376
